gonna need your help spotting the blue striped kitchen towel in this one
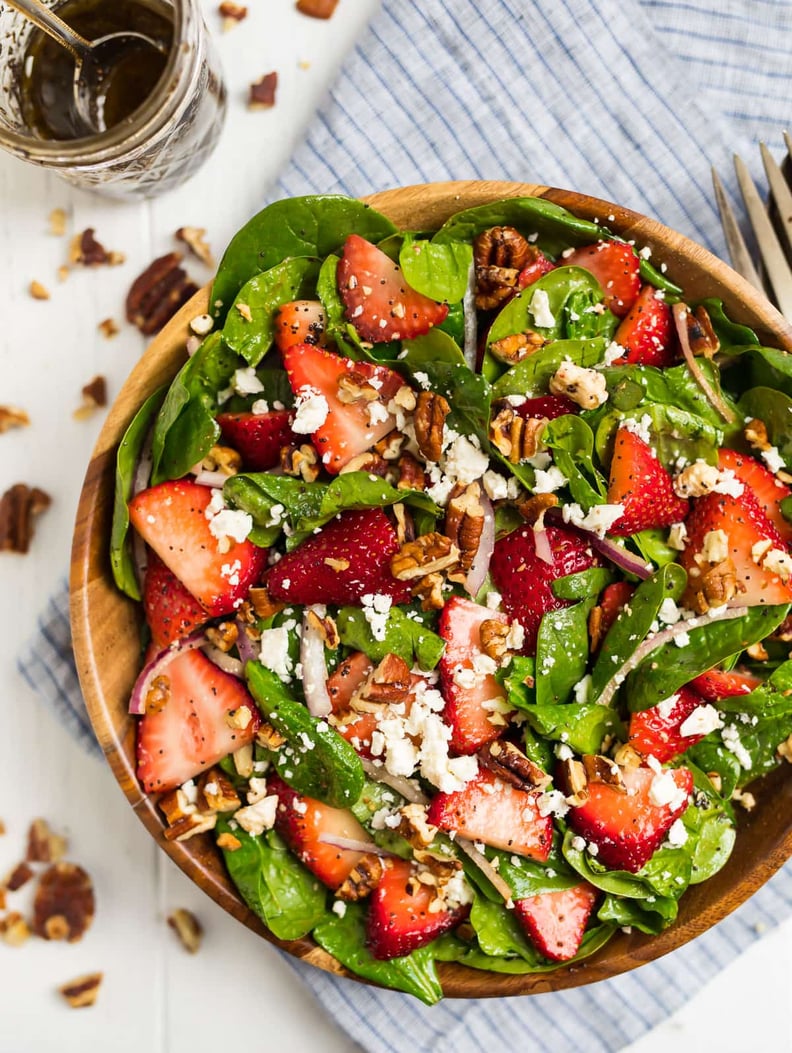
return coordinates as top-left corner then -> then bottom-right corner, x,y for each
17,0 -> 792,1050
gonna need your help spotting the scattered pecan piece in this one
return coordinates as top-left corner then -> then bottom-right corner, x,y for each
396,803 -> 439,849
281,442 -> 320,482
731,787 -> 756,812
612,742 -> 642,770
391,503 -> 415,545
444,482 -> 484,574
206,620 -> 239,653
216,831 -> 242,851
233,743 -> 254,778
353,653 -> 412,710
339,451 -> 388,476
337,371 -> 380,404
489,330 -> 546,365
517,493 -> 558,525
248,585 -> 286,620
686,304 -> 720,357
588,604 -> 605,651
219,0 -> 247,28
414,391 -> 450,462
473,226 -> 532,309
336,854 -> 384,901
26,818 -> 67,863
489,401 -> 546,463
126,252 -> 199,336
583,754 -> 624,788
255,721 -> 287,750
167,908 -> 203,953
163,812 -> 217,842
706,770 -> 723,793
73,375 -> 108,420
687,557 -> 739,613
32,862 -> 95,942
556,757 -> 589,805
296,0 -> 338,16
248,72 -> 278,109
69,228 -> 124,267
57,265 -> 70,282
374,430 -> 406,462
0,484 -> 51,554
175,225 -> 215,267
411,572 -> 445,611
777,732 -> 792,763
5,861 -> 34,892
48,207 -> 67,237
59,972 -> 103,1008
0,406 -> 30,433
197,444 -> 241,477
305,608 -> 340,649
479,618 -> 510,662
98,317 -> 120,339
481,740 -> 551,791
197,769 -> 241,813
0,912 -> 31,947
391,532 -> 460,580
395,451 -> 426,491
29,279 -> 50,300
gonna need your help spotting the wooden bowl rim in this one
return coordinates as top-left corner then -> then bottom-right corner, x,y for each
70,180 -> 792,999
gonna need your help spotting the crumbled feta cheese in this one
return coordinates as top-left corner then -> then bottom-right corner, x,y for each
361,592 -> 392,642
537,789 -> 570,818
443,433 -> 490,486
562,501 -> 625,538
332,899 -> 347,918
722,724 -> 753,769
603,340 -> 626,365
573,675 -> 592,704
673,460 -> 744,499
258,626 -> 294,682
234,795 -> 278,835
680,704 -> 723,737
555,743 -> 574,761
571,835 -> 587,852
761,445 -> 785,475
533,464 -> 568,494
702,529 -> 730,564
666,819 -> 688,847
657,598 -> 681,625
231,366 -> 265,396
292,386 -> 329,433
621,414 -> 653,445
655,694 -> 680,720
667,522 -> 688,551
549,361 -> 609,409
649,769 -> 689,810
250,398 -> 270,415
529,288 -> 556,329
482,469 -> 510,501
207,507 -> 253,546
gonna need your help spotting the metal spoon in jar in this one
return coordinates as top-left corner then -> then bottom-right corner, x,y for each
4,0 -> 167,135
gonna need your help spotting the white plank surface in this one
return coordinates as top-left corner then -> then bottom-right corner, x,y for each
0,1 -> 790,1049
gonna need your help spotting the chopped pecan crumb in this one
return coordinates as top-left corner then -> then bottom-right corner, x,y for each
396,803 -> 439,848
305,608 -> 340,649
481,740 -> 551,791
0,406 -> 30,433
687,557 -> 739,613
144,675 -> 170,715
613,742 -> 643,769
478,619 -> 510,662
168,908 -> 203,953
197,444 -> 241,477
395,451 -> 426,491
126,253 -> 199,336
48,207 -> 67,237
98,317 -> 120,339
248,586 -> 286,620
5,861 -> 34,892
323,556 -> 350,573
374,430 -> 406,462
686,305 -> 720,357
336,854 -> 384,901
57,265 -> 70,282
583,754 -> 624,788
391,532 -> 460,580
59,972 -> 103,1008
32,862 -> 95,942
26,818 -> 67,863
176,226 -> 215,267
0,912 -> 30,947
353,653 -> 412,710
233,743 -> 254,778
489,401 -> 546,463
414,391 -> 450,462
338,451 -> 388,476
0,484 -> 51,554
473,226 -> 532,309
731,787 -> 756,811
517,493 -> 559,525
296,0 -> 338,16
235,302 -> 253,322
29,280 -> 50,300
219,0 -> 247,28
337,371 -> 380,404
198,769 -> 241,813
69,228 -> 124,267
444,482 -> 484,574
489,329 -> 546,365
255,721 -> 286,751
746,641 -> 769,661
411,572 -> 445,611
206,620 -> 239,652
163,812 -> 217,842
73,375 -> 108,420
556,757 -> 589,804
706,770 -> 723,793
744,418 -> 770,453
281,443 -> 320,482
392,503 -> 415,545
216,831 -> 242,851
248,72 -> 278,109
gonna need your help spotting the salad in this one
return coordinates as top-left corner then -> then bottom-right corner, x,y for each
112,192 -> 792,1003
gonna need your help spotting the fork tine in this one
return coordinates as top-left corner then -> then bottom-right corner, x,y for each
734,152 -> 792,321
711,166 -> 764,291
759,141 -> 792,257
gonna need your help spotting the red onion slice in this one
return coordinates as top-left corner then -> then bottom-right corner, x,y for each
545,507 -> 653,579
318,834 -> 395,857
131,431 -> 154,591
673,303 -> 736,424
128,631 -> 207,715
194,470 -> 229,489
235,620 -> 259,665
300,606 -> 332,717
465,492 -> 495,595
202,643 -> 244,678
532,522 -> 555,566
462,259 -> 478,370
456,836 -> 514,904
596,604 -> 750,708
360,757 -> 430,804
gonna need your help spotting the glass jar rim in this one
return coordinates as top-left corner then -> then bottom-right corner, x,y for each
0,0 -> 188,167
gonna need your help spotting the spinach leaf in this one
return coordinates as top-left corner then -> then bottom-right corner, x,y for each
211,195 -> 397,320
601,360 -> 737,430
700,299 -> 758,350
639,258 -> 683,297
543,414 -> 607,508
590,564 -> 687,701
492,338 -> 607,399
596,895 -> 669,935
563,289 -> 620,341
687,738 -> 742,800
488,267 -> 606,346
399,234 -> 472,302
737,344 -> 792,399
631,528 -> 680,569
594,403 -> 724,473
714,660 -> 792,779
222,257 -> 321,366
625,604 -> 790,712
522,702 -> 624,755
337,604 -> 445,671
498,655 -> 537,713
150,333 -> 240,485
535,598 -> 596,705
739,387 -> 792,466
312,902 -> 444,1005
552,567 -> 615,600
245,661 -> 364,807
110,387 -> 166,600
216,819 -> 327,941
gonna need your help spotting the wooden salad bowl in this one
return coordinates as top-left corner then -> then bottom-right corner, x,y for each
71,181 -> 792,997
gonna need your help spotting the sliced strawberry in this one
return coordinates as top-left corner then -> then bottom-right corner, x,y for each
143,552 -> 209,648
718,448 -> 792,545
596,581 -> 635,646
274,299 -> 326,353
337,234 -> 448,343
216,410 -> 296,472
269,773 -> 373,890
612,285 -> 675,366
607,427 -> 689,535
514,882 -> 599,962
690,668 -> 761,701
129,480 -> 267,616
366,858 -> 470,960
490,522 -> 601,655
327,651 -> 377,755
680,488 -> 792,607
514,394 -> 580,421
136,649 -> 260,793
427,768 -> 553,860
439,597 -> 511,755
282,343 -> 403,473
516,249 -> 556,290
628,684 -> 709,763
265,507 -> 411,606
567,763 -> 693,872
560,241 -> 641,317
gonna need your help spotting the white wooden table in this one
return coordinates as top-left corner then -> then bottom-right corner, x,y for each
1,2 -> 790,1048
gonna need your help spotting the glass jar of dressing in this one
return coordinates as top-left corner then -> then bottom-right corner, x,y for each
0,0 -> 226,198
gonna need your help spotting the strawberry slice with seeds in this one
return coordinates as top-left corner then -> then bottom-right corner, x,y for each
595,581 -> 635,648
680,488 -> 792,607
561,241 -> 641,317
282,343 -> 403,473
439,596 -> 511,755
216,410 -> 296,472
690,668 -> 761,701
514,394 -> 580,421
628,684 -> 711,763
718,447 -> 792,545
327,651 -> 377,755
366,858 -> 471,960
274,299 -> 326,353
265,507 -> 412,606
136,649 -> 260,793
612,285 -> 675,366
514,882 -> 600,962
427,768 -> 553,860
607,426 -> 689,535
516,250 -> 556,290
129,479 -> 267,616
269,773 -> 374,890
490,522 -> 601,655
567,763 -> 693,872
338,234 -> 449,343
143,552 -> 209,648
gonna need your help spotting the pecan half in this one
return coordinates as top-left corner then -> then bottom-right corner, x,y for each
0,483 -> 51,554
33,863 -> 95,942
445,482 -> 484,574
248,72 -> 278,109
59,973 -> 103,1008
479,618 -> 510,662
489,329 -> 546,365
686,304 -> 720,358
489,401 -> 546,463
391,532 -> 460,580
414,391 -> 450,462
167,908 -> 203,953
481,740 -> 551,791
473,226 -> 532,310
126,252 -> 199,336
336,854 -> 384,901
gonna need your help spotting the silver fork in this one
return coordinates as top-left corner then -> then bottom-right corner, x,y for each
711,134 -> 792,322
